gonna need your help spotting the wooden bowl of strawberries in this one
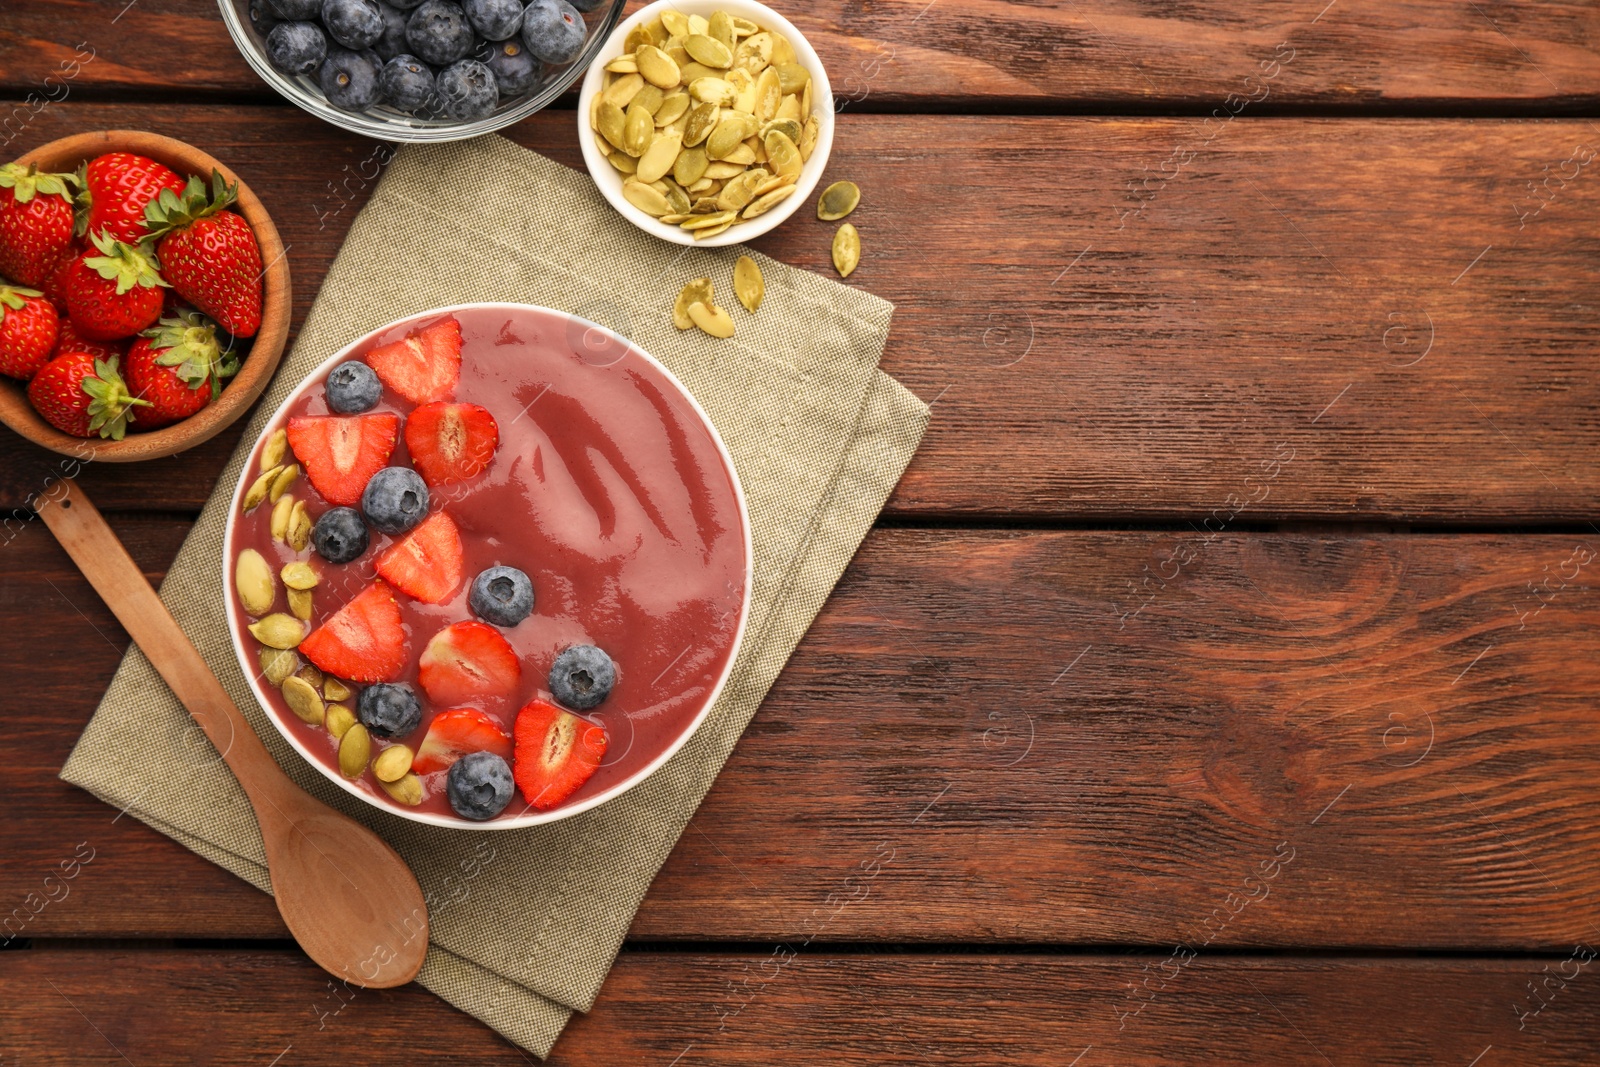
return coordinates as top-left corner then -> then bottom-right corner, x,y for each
0,130 -> 291,461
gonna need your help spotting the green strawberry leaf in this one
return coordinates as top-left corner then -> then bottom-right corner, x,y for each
146,311 -> 237,396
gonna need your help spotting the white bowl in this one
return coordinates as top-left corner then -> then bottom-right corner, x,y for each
575,0 -> 835,247
222,303 -> 753,830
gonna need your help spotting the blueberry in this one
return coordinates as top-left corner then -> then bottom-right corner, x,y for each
267,0 -> 322,18
405,0 -> 475,65
372,3 -> 411,60
318,47 -> 381,110
548,644 -> 614,710
477,38 -> 538,95
361,466 -> 429,534
321,0 -> 384,48
435,58 -> 498,119
324,360 -> 382,413
519,0 -> 585,64
446,751 -> 514,820
358,682 -> 423,738
265,21 -> 327,76
311,506 -> 370,564
379,54 -> 437,111
383,0 -> 427,8
469,565 -> 534,626
461,0 -> 521,40
565,0 -> 604,11
250,0 -> 283,36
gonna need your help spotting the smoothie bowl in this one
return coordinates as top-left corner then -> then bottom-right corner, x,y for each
223,303 -> 751,829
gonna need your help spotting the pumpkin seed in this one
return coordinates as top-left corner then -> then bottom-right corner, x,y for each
605,54 -> 638,73
729,15 -> 759,36
624,23 -> 653,53
373,744 -> 414,782
764,130 -> 802,181
689,76 -> 735,105
714,172 -> 760,211
323,677 -> 352,702
235,549 -> 275,616
688,301 -> 735,338
734,255 -> 764,312
686,178 -> 716,194
684,101 -> 719,145
735,32 -> 773,73
379,772 -> 424,806
623,101 -> 654,156
338,722 -> 371,778
775,92 -> 800,122
296,663 -> 323,687
751,172 -> 794,197
260,647 -> 299,687
608,150 -> 638,175
775,62 -> 810,94
708,10 -> 735,49
636,43 -> 680,88
659,8 -> 689,36
692,220 -> 736,240
673,144 -> 709,185
663,35 -> 689,65
288,586 -> 314,621
287,500 -> 311,552
703,160 -> 745,179
603,71 -> 645,108
249,613 -> 305,650
799,115 -> 819,161
654,90 -> 690,126
269,462 -> 299,503
660,212 -> 690,224
689,195 -> 722,212
707,112 -> 758,159
660,176 -> 692,213
261,428 -> 287,472
832,222 -> 861,278
742,184 -> 796,219
760,117 -> 802,146
673,277 -> 713,329
269,493 -> 293,543
770,31 -> 797,66
325,703 -> 357,739
687,12 -> 709,35
754,67 -> 781,121
242,465 -> 280,512
818,180 -> 860,221
728,66 -> 757,112
722,142 -> 757,165
622,179 -> 673,216
685,33 -> 733,69
282,675 -> 325,725
677,60 -> 719,86
635,128 -> 683,183
801,78 -> 812,118
679,209 -> 736,231
597,100 -> 628,151
632,83 -> 665,114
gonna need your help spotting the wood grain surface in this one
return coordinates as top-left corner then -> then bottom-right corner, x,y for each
4,945 -> 1598,1064
4,0 -> 1600,109
2,106 -> 1598,522
7,519 -> 1598,950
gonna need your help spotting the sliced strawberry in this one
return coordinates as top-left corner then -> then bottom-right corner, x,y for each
374,510 -> 463,604
286,412 -> 398,507
417,620 -> 521,706
512,697 -> 607,811
404,402 -> 499,487
365,315 -> 461,405
412,706 -> 513,775
298,580 -> 407,683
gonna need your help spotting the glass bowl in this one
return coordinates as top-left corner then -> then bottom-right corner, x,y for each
217,0 -> 627,142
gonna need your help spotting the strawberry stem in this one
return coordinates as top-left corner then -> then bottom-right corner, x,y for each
80,356 -> 151,441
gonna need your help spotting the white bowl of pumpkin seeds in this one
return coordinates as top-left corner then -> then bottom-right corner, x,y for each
577,0 -> 834,247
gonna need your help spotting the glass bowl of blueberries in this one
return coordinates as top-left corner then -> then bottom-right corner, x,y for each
220,0 -> 626,141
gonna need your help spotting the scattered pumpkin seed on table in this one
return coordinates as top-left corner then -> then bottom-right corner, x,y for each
832,222 -> 861,278
673,277 -> 714,329
688,301 -> 736,338
818,180 -> 859,221
734,255 -> 764,312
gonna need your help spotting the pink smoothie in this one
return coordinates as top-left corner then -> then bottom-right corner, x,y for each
228,305 -> 748,822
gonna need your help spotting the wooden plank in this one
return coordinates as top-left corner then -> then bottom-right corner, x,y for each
2,105 -> 1599,521
7,520 -> 1600,947
5,0 -> 1600,108
4,945 -> 1598,1064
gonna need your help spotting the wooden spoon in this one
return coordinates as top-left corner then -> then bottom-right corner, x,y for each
36,478 -> 428,988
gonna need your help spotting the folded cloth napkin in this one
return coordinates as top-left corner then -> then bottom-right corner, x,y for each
60,134 -> 927,1057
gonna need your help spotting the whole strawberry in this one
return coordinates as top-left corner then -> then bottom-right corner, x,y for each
123,312 -> 239,430
53,317 -> 126,363
0,284 -> 60,380
78,152 -> 185,245
62,230 -> 168,341
0,163 -> 79,287
27,351 -> 150,438
38,240 -> 86,311
143,172 -> 263,338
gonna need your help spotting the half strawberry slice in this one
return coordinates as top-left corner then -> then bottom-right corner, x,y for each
299,580 -> 407,683
365,315 -> 461,405
405,401 -> 498,487
286,412 -> 398,507
512,697 -> 607,811
375,510 -> 463,604
417,620 -> 521,706
412,706 -> 513,775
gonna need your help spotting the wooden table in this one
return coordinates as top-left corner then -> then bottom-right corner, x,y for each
4,2 -> 1600,1062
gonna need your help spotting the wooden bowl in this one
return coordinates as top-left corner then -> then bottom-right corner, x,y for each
0,130 -> 292,462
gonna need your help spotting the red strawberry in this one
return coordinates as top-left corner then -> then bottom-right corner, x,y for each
53,318 -> 126,362
512,697 -> 607,811
374,510 -> 463,604
417,620 -> 521,706
0,285 -> 60,381
405,402 -> 498,487
0,163 -> 79,287
26,352 -> 150,439
61,231 -> 167,341
38,240 -> 86,312
412,707 -> 513,776
123,313 -> 238,430
299,580 -> 408,683
286,413 -> 399,506
143,172 -> 263,338
365,316 -> 461,405
77,152 -> 185,245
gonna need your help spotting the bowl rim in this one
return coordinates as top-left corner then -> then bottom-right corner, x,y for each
1,130 -> 292,463
221,301 -> 755,830
216,0 -> 630,144
575,0 -> 836,247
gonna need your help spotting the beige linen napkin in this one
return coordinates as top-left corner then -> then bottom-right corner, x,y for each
60,134 -> 927,1056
